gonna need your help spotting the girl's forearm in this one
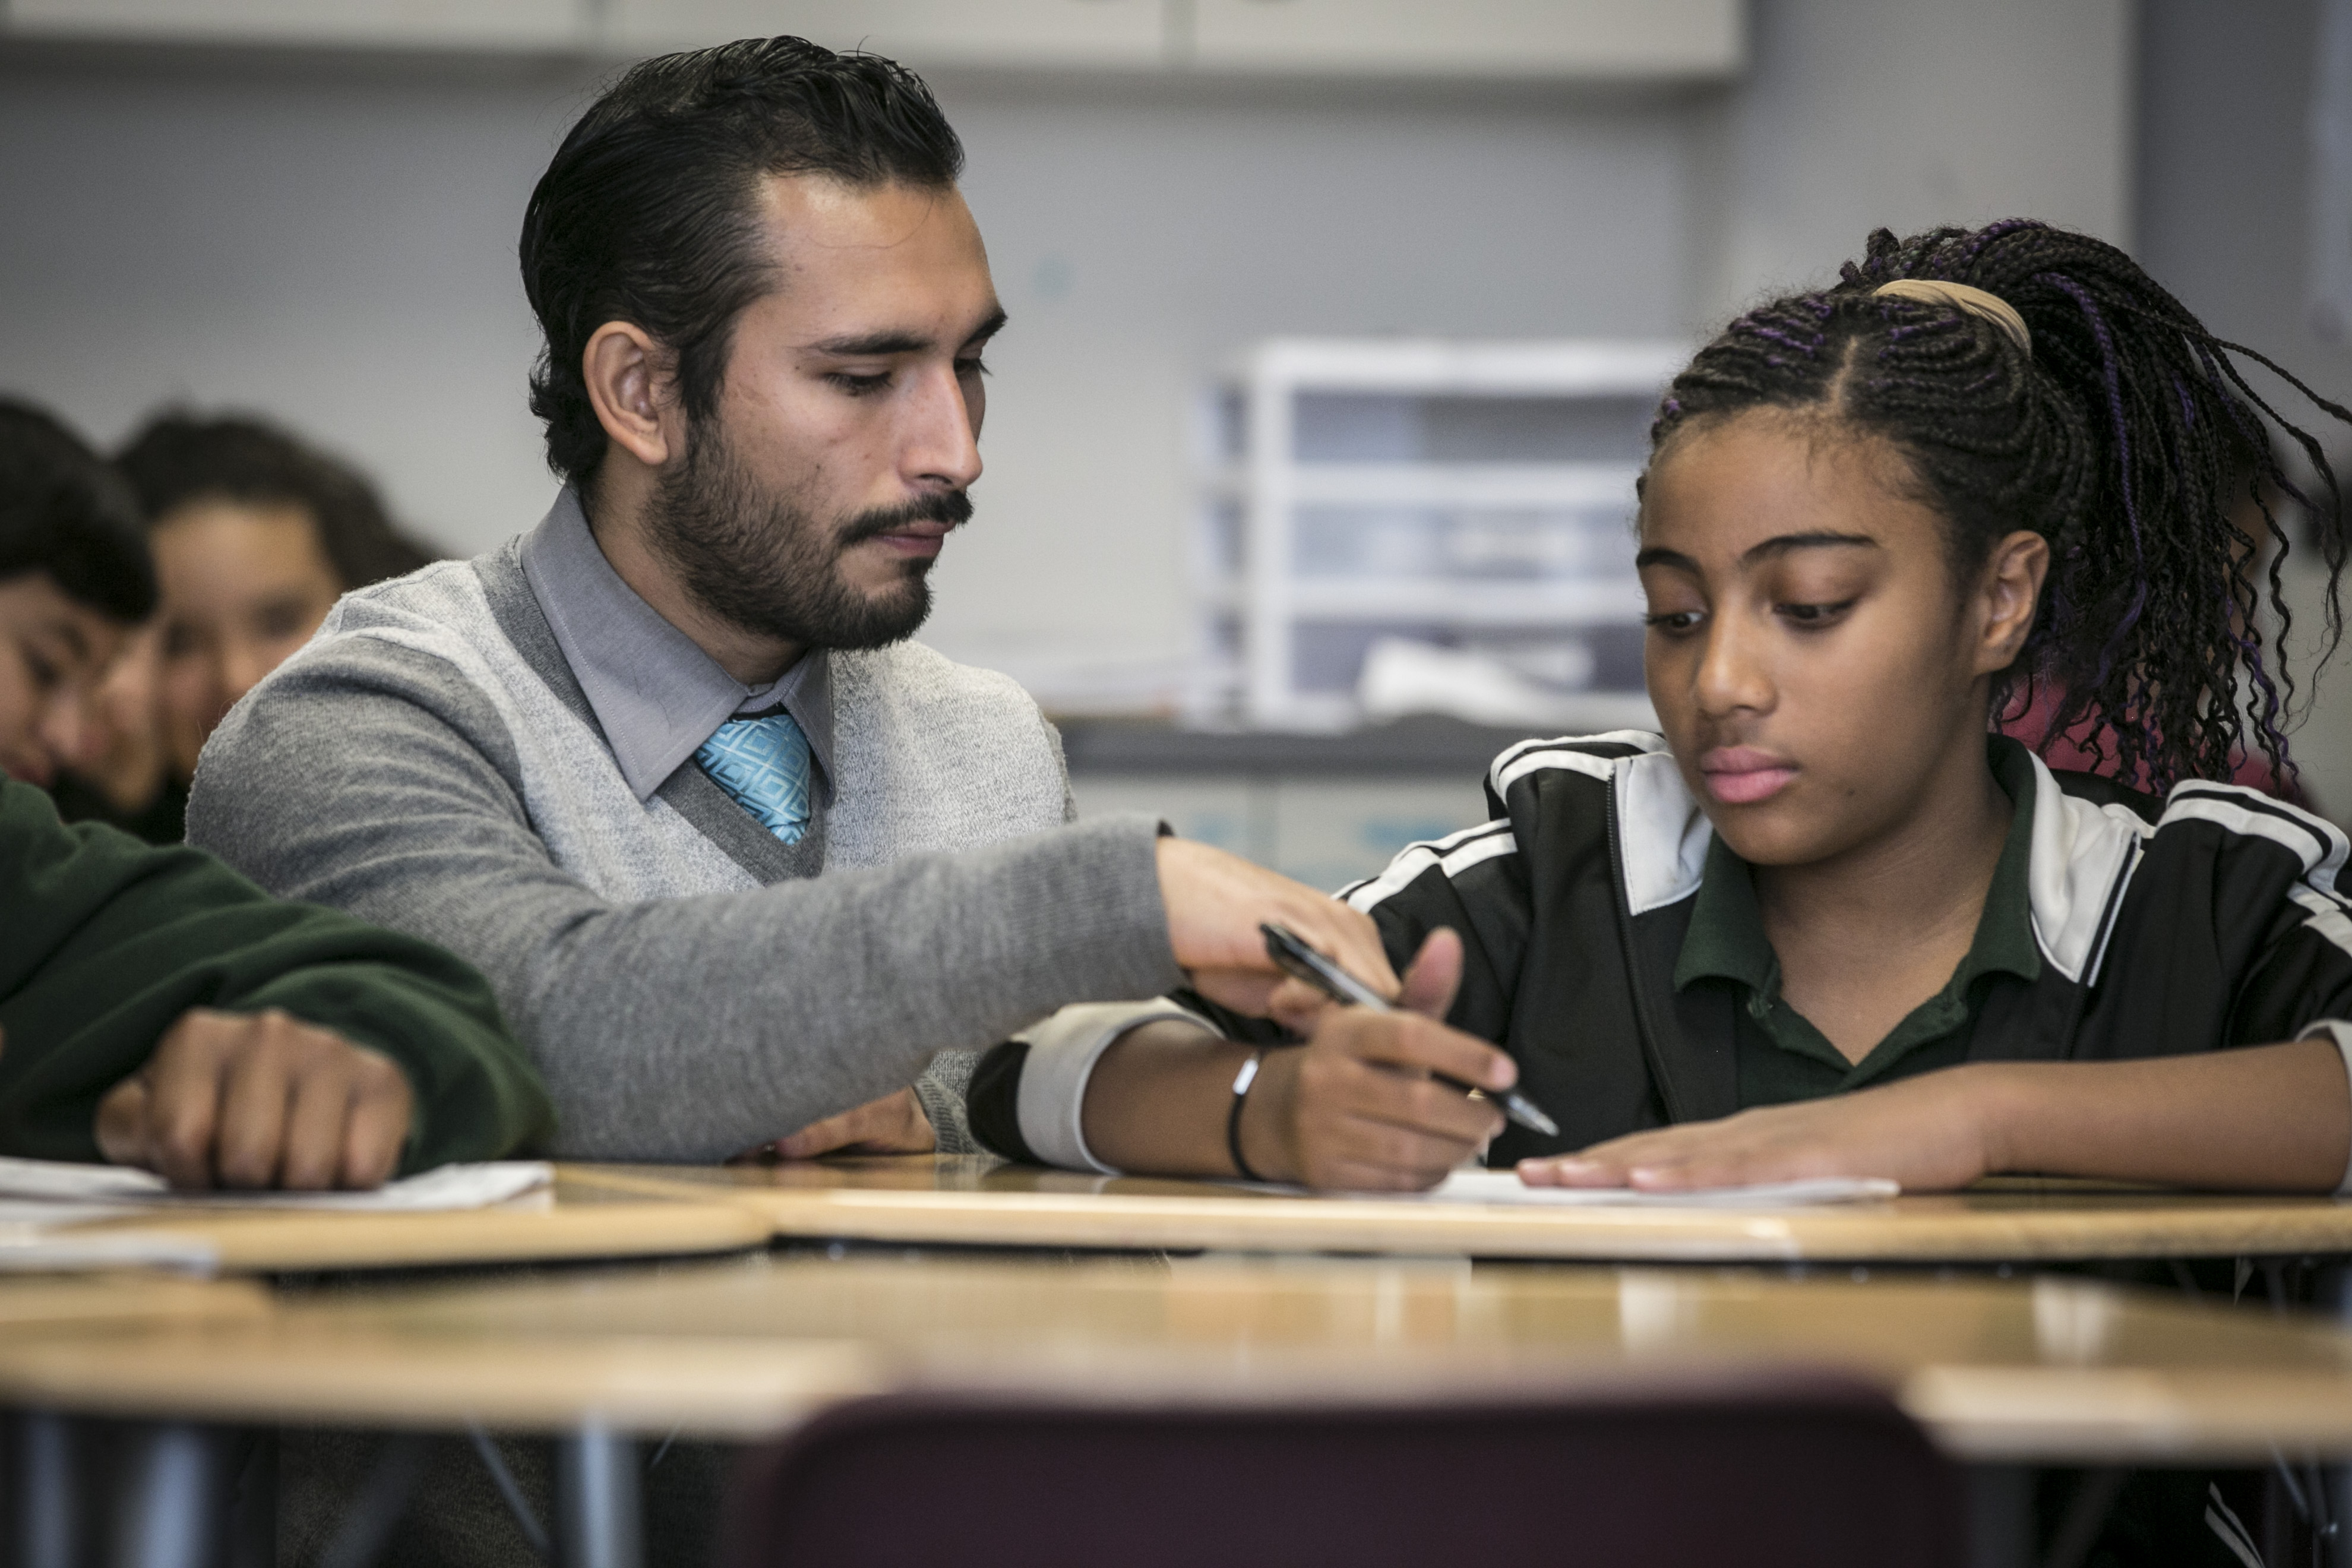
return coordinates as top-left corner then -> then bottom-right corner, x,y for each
1971,1036 -> 2351,1191
1082,1020 -> 1259,1178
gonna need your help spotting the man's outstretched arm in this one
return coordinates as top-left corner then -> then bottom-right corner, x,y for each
190,638 -> 1391,1164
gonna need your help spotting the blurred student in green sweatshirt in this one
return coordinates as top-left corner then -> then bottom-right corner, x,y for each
0,397 -> 552,1187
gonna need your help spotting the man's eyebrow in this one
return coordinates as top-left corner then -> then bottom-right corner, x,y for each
960,305 -> 1009,350
807,306 -> 1009,360
808,328 -> 934,356
1739,531 -> 1879,564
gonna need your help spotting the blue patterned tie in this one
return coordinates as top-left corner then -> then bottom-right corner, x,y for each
695,710 -> 813,843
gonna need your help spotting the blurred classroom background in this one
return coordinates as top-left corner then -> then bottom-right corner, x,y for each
2,0 -> 2345,890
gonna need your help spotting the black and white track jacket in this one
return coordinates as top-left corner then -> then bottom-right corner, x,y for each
969,731 -> 2352,1172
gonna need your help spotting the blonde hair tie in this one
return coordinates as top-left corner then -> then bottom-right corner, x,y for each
1873,278 -> 2032,358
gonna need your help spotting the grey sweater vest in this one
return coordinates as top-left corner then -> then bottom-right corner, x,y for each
333,550 -> 1074,893
191,543 -> 1177,1161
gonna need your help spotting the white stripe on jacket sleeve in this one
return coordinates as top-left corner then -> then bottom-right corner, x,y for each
1013,999 -> 1216,1174
1341,820 -> 1516,913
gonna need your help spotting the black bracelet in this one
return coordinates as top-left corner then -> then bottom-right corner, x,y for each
1226,1049 -> 1267,1183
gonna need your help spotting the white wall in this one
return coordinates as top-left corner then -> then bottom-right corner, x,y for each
2136,0 -> 2352,812
0,58 -> 576,552
1700,0 -> 2135,318
935,80 -> 1701,696
0,1 -> 2137,708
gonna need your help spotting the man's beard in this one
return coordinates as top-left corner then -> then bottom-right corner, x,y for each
643,421 -> 971,652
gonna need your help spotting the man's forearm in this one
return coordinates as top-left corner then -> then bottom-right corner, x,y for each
1971,1037 -> 2352,1191
445,818 -> 1178,1162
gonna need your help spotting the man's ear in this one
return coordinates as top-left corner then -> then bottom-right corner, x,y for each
1975,529 -> 2051,675
582,321 -> 679,470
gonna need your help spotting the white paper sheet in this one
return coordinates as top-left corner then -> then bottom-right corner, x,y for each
1403,1170 -> 1899,1208
0,1227 -> 220,1274
0,1157 -> 554,1212
0,1200 -> 144,1228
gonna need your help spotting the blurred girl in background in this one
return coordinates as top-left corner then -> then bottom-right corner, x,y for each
55,413 -> 437,839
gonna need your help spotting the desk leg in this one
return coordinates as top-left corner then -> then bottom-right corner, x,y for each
2320,1264 -> 2352,1567
2320,1466 -> 2351,1568
1967,1465 -> 2032,1568
17,1412 -> 78,1568
230,1430 -> 275,1568
552,1425 -> 641,1568
113,1422 -> 226,1568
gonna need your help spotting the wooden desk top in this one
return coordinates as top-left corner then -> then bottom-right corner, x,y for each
42,1172 -> 769,1275
0,1272 -> 270,1330
562,1157 -> 2352,1264
6,1253 -> 2352,1463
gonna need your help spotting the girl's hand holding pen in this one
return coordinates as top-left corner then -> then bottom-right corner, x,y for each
1241,929 -> 1518,1191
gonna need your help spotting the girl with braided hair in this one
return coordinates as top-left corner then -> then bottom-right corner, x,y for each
971,219 -> 2352,1199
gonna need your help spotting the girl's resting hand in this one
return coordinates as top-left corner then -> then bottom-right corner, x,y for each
1518,1066 -> 1998,1194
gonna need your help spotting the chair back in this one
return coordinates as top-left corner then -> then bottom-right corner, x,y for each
719,1371 -> 1964,1568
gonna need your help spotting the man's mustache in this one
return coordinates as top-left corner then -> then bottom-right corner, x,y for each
837,491 -> 974,548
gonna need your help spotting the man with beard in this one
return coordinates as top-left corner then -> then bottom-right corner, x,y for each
186,36 -> 1390,1184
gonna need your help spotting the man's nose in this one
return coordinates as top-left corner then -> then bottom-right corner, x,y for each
902,363 -> 983,492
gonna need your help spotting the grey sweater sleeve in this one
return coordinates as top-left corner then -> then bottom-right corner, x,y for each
188,639 -> 1183,1163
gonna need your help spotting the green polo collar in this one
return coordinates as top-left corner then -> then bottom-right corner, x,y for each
1673,736 -> 2044,1086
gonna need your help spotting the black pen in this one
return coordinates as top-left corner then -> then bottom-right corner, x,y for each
1259,921 -> 1559,1137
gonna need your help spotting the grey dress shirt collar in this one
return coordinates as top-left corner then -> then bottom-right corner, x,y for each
517,487 -> 835,803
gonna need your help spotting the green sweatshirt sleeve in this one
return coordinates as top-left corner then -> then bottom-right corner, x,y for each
0,777 -> 554,1173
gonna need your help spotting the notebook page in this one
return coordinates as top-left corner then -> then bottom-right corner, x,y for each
1405,1170 -> 1899,1207
0,1158 -> 553,1213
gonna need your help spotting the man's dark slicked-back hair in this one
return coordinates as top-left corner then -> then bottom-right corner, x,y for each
0,399 -> 155,622
520,36 -> 966,489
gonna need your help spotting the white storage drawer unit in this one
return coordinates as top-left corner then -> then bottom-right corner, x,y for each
1194,338 -> 1683,732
